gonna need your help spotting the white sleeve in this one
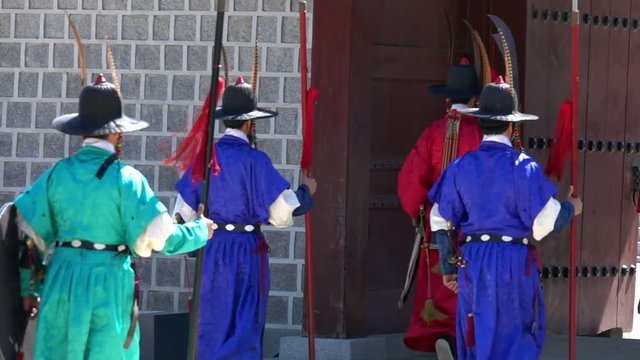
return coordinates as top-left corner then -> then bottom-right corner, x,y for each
268,189 -> 301,228
133,213 -> 176,257
15,210 -> 47,253
172,194 -> 198,223
532,197 -> 562,241
429,203 -> 448,231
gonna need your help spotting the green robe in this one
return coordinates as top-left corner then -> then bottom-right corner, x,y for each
14,146 -> 208,360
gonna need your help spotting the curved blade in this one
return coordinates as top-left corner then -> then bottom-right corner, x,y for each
443,9 -> 454,65
463,19 -> 492,86
398,232 -> 423,309
489,15 -> 519,100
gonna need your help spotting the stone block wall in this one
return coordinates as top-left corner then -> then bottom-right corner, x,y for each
0,0 -> 312,334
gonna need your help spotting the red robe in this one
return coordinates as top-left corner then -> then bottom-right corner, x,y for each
397,112 -> 482,352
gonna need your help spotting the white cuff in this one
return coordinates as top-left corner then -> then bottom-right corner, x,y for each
133,213 -> 175,257
532,198 -> 562,241
430,203 -> 448,231
268,189 -> 300,228
172,194 -> 198,223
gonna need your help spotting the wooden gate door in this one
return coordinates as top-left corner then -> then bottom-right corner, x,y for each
525,0 -> 638,335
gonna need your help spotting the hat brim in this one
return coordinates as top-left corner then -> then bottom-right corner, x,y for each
457,107 -> 538,122
52,113 -> 150,136
429,84 -> 480,99
215,107 -> 278,121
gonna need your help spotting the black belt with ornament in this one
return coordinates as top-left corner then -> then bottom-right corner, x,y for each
56,240 -> 130,253
213,223 -> 261,233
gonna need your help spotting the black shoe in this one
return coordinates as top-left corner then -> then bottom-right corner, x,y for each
435,335 -> 456,360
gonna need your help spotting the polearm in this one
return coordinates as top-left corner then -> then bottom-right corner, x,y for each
187,0 -> 227,358
569,1 -> 580,359
298,1 -> 318,359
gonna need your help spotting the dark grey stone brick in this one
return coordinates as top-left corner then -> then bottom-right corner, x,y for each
291,0 -> 313,12
132,0 -> 153,10
82,0 -> 98,10
43,14 -> 63,39
294,231 -> 305,260
122,103 -> 137,119
29,0 -> 54,8
25,43 -> 49,68
120,74 -> 141,100
198,75 -> 211,101
264,230 -> 290,259
18,72 -> 39,98
144,74 -> 168,101
147,291 -> 174,312
15,13 -> 40,39
283,77 -> 300,103
238,46 -> 261,72
158,166 -> 179,192
42,73 -> 63,98
0,14 -> 10,38
135,45 -> 160,70
172,75 -> 196,101
200,15 -> 217,42
0,132 -> 13,156
4,162 -> 27,188
177,292 -> 191,312
164,45 -> 183,71
187,46 -> 208,71
96,15 -> 118,40
0,43 -> 21,68
286,139 -> 302,165
158,0 -> 183,11
227,16 -> 253,42
53,43 -> 74,68
6,102 -> 32,128
121,134 -> 142,161
153,15 -> 170,41
155,258 -> 181,287
60,101 -> 78,115
30,162 -> 53,183
57,0 -> 78,9
2,0 -> 24,9
68,14 -> 91,40
275,107 -> 298,135
133,164 -> 154,187
174,15 -> 196,41
258,16 -> 277,43
36,102 -> 57,128
123,15 -> 149,41
137,257 -> 152,289
266,47 -> 294,72
110,44 -> 131,70
263,0 -> 285,11
102,0 -> 126,10
16,132 -> 40,158
85,44 -> 102,69
256,138 -> 282,164
67,133 -> 82,153
65,73 -> 82,98
267,295 -> 288,324
258,77 -> 280,103
292,296 -> 303,325
255,118 -> 271,134
0,193 -> 15,207
145,136 -> 173,161
0,72 -> 15,97
270,263 -> 297,291
140,104 -> 164,132
167,105 -> 189,133
235,0 -> 258,11
189,0 -> 209,11
43,133 -> 65,158
281,16 -> 299,44
278,168 -> 295,187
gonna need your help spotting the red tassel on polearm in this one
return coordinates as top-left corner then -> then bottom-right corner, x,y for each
545,100 -> 573,181
300,88 -> 318,173
466,313 -> 475,348
165,77 -> 225,183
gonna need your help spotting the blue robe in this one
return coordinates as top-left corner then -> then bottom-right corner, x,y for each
429,141 -> 557,360
176,135 -> 291,360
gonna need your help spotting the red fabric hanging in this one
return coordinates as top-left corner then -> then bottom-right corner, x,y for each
300,88 -> 318,173
545,100 -> 573,181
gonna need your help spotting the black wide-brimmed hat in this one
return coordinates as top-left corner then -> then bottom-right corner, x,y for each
52,74 -> 149,136
429,58 -> 480,99
458,76 -> 538,122
215,77 -> 277,121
